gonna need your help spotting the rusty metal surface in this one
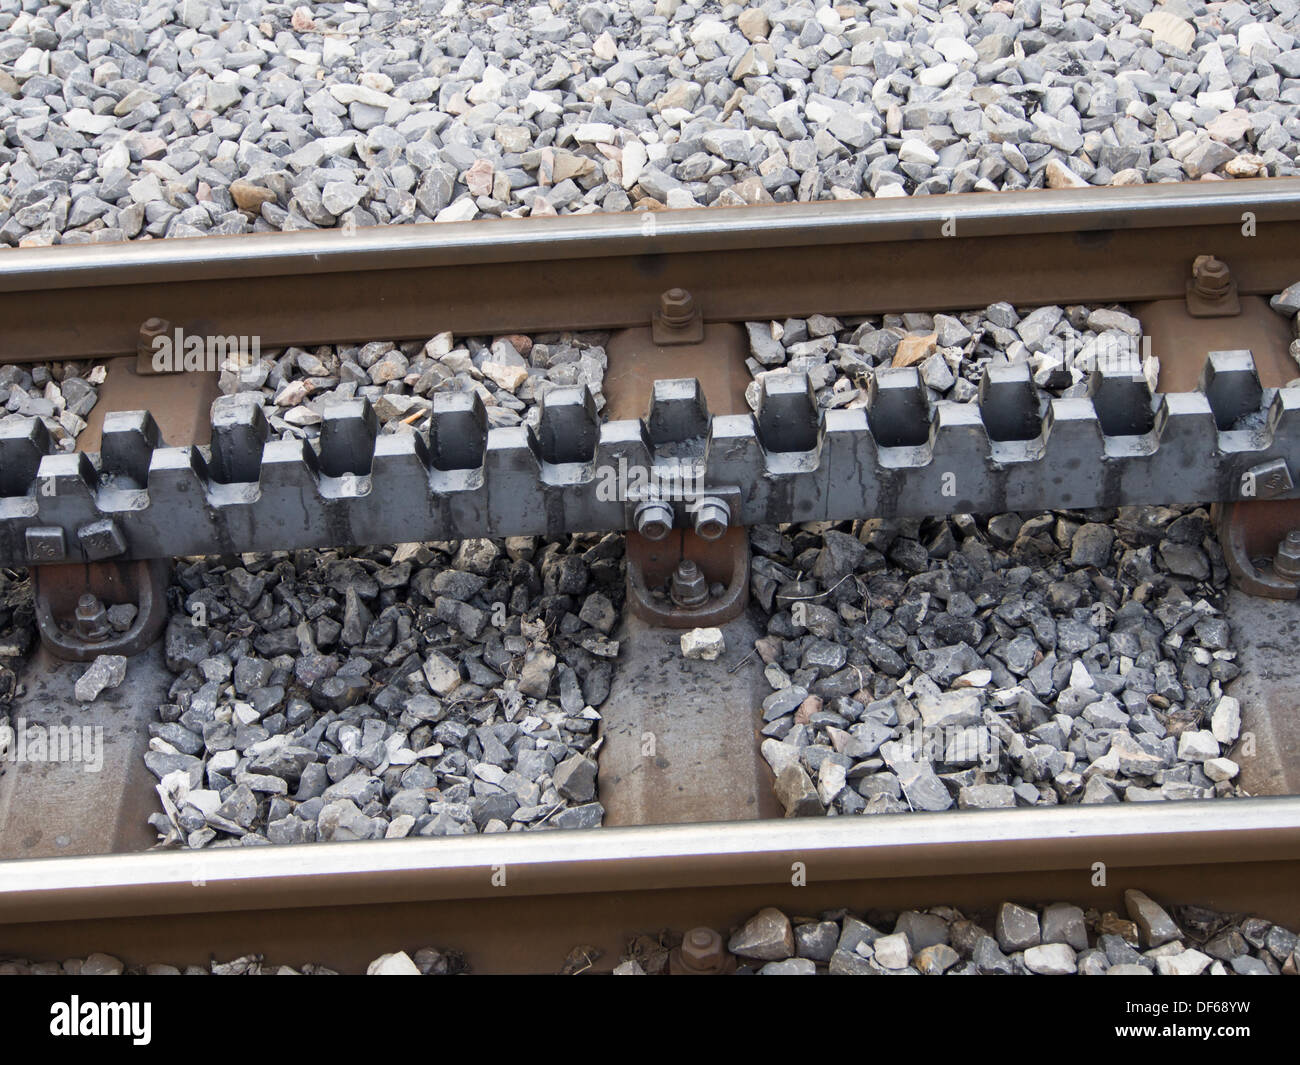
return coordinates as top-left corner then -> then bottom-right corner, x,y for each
598,611 -> 778,828
626,528 -> 749,627
1142,295 -> 1295,394
1225,592 -> 1300,797
32,558 -> 170,660
604,323 -> 749,421
0,643 -> 168,860
0,798 -> 1297,972
78,356 -> 219,451
2,180 -> 1300,363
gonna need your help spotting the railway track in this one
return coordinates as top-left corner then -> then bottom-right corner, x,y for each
1,179 -> 1299,990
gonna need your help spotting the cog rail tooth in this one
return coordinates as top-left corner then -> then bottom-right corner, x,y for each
1,370 -> 1300,563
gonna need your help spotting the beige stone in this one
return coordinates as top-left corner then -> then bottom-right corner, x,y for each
229,179 -> 275,211
1046,158 -> 1089,188
893,333 -> 938,367
1140,11 -> 1195,52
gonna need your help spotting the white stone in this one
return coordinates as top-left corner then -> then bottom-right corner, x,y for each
899,139 -> 939,166
872,932 -> 910,969
1155,949 -> 1212,976
1068,660 -> 1095,690
1024,943 -> 1077,975
434,198 -> 478,223
689,18 -> 730,45
621,139 -> 647,188
1203,757 -> 1239,782
817,760 -> 846,805
917,62 -> 958,88
1210,695 -> 1240,744
329,83 -> 396,108
366,951 -> 421,975
481,361 -> 528,392
681,627 -> 725,661
1237,24 -> 1273,56
1176,729 -> 1220,763
573,122 -> 616,144
1046,158 -> 1089,189
933,35 -> 978,64
63,108 -> 116,135
1140,11 -> 1195,52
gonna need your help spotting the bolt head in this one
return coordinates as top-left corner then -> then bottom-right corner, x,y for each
659,288 -> 695,321
634,500 -> 674,541
1276,528 -> 1300,579
73,594 -> 111,642
670,560 -> 709,607
1192,256 -> 1231,292
680,927 -> 725,969
693,500 -> 730,541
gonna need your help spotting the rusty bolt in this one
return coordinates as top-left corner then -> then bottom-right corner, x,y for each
674,927 -> 729,974
1191,256 -> 1232,300
1275,529 -> 1300,580
634,500 -> 674,541
137,317 -> 172,361
670,560 -> 709,608
73,594 -> 111,642
659,288 -> 696,328
692,496 -> 730,541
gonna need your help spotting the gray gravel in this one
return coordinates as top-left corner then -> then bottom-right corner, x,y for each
753,501 -> 1246,817
0,361 -> 102,451
3,0 -> 1300,247
220,330 -> 608,441
739,302 -> 1162,414
144,535 -> 621,847
619,891 -> 1300,974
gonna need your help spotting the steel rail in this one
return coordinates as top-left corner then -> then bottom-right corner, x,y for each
0,798 -> 1297,972
1,179 -> 1298,362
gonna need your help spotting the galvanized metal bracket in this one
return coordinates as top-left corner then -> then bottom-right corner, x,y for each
33,557 -> 171,661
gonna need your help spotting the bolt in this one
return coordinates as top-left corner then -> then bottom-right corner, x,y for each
1275,529 -> 1300,580
692,496 -> 730,541
658,287 -> 696,328
670,560 -> 709,608
137,317 -> 172,361
677,927 -> 728,973
634,500 -> 674,541
73,593 -> 111,642
1191,256 -> 1232,300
